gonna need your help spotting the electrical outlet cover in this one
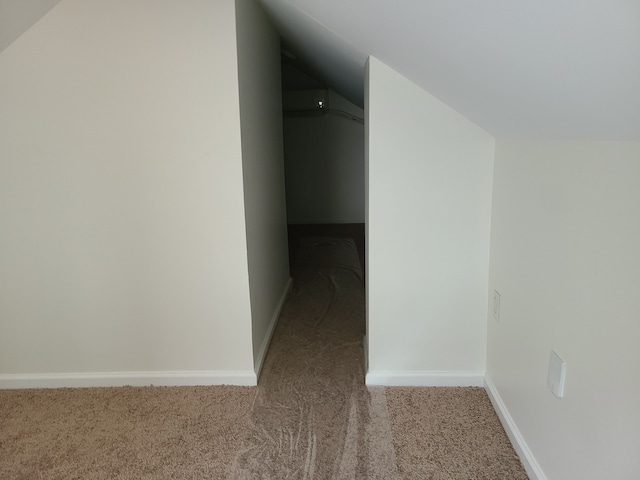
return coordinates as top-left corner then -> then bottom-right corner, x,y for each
548,350 -> 566,398
493,290 -> 501,322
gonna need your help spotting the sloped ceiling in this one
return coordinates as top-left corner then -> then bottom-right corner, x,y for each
0,0 -> 63,53
2,0 -> 638,139
259,0 -> 640,140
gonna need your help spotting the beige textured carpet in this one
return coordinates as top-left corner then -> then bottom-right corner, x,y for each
0,237 -> 527,479
0,386 -> 255,479
387,388 -> 528,480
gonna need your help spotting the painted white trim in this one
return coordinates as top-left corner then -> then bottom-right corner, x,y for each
365,371 -> 485,387
484,375 -> 547,480
0,371 -> 257,389
254,277 -> 293,377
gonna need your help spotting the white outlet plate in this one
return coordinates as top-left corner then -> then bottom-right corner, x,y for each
493,290 -> 501,322
548,350 -> 566,398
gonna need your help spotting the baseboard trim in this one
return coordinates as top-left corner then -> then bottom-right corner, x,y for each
365,371 -> 485,387
0,371 -> 257,389
254,277 -> 293,377
484,375 -> 547,480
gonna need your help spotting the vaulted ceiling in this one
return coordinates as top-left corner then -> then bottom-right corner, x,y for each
260,0 -> 640,140
3,1 -> 638,140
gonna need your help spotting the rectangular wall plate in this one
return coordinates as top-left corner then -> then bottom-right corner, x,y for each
493,290 -> 501,322
548,350 -> 566,398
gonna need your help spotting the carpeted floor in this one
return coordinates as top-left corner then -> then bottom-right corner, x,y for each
0,235 -> 528,479
0,385 -> 255,479
231,237 -> 398,479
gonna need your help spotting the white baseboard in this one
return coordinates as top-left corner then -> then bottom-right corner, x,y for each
365,371 -> 485,387
484,375 -> 547,480
0,371 -> 257,389
254,277 -> 293,377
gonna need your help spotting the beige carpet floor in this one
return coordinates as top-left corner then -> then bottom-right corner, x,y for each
0,386 -> 255,479
0,237 -> 527,479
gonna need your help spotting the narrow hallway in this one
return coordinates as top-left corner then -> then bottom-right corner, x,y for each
232,228 -> 399,478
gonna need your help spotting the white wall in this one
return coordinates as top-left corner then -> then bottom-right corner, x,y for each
283,91 -> 365,224
0,0 -> 256,386
487,140 -> 640,480
365,57 -> 495,385
235,0 -> 291,375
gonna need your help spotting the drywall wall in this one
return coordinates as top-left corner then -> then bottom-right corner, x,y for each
283,91 -> 365,224
235,0 -> 291,375
0,0 -> 256,385
365,57 -> 495,384
487,140 -> 640,479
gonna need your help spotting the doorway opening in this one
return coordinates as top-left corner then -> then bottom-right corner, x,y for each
280,56 -> 365,275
